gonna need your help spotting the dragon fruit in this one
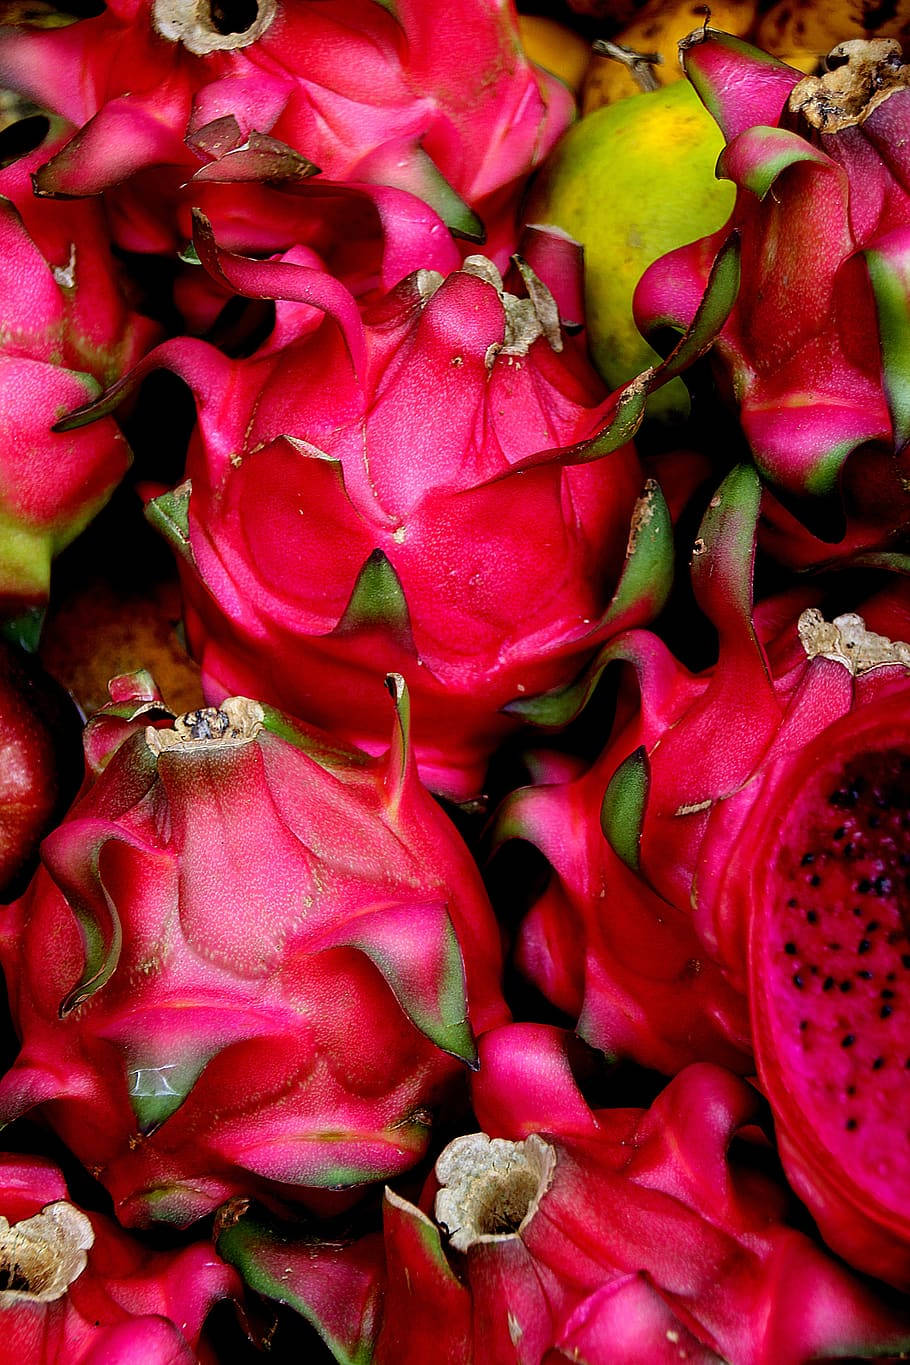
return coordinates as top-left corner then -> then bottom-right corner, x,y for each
0,0 -> 572,289
66,223 -> 671,800
634,30 -> 910,562
215,1025 -> 910,1364
0,643 -> 73,895
0,670 -> 507,1227
508,465 -> 910,1283
0,1151 -> 238,1360
0,116 -> 158,618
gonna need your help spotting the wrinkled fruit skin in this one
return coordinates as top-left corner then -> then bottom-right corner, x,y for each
130,230 -> 652,800
634,30 -> 910,561
0,674 -> 507,1226
501,466 -> 910,1279
0,121 -> 158,611
0,0 -> 572,290
220,1025 -> 910,1364
0,1152 -> 238,1361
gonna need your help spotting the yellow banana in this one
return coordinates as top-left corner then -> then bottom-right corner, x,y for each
757,0 -> 910,61
583,0 -> 758,110
518,14 -> 592,96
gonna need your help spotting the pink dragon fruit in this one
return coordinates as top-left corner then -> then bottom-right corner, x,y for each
0,670 -> 507,1227
0,643 -> 73,894
0,1151 -> 238,1360
507,464 -> 910,1284
66,223 -> 671,801
0,116 -> 158,619
0,0 -> 572,289
634,30 -> 910,563
214,1024 -> 910,1364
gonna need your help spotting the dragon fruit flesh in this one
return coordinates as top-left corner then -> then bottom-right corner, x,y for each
504,467 -> 910,1281
215,1025 -> 910,1364
69,224 -> 662,801
0,118 -> 158,616
0,0 -> 572,289
728,688 -> 910,1286
634,30 -> 910,561
0,670 -> 507,1227
0,1151 -> 238,1361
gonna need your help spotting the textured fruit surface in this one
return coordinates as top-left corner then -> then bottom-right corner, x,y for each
103,230 -> 667,801
527,80 -> 734,417
0,678 -> 507,1225
634,30 -> 910,558
0,1152 -> 238,1361
216,1027 -> 910,1364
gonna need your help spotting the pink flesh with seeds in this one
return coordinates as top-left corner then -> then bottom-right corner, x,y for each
754,740 -> 910,1215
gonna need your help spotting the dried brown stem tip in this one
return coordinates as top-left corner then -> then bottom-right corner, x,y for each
146,696 -> 264,753
790,39 -> 910,132
434,1133 -> 556,1253
0,1202 -> 93,1304
798,609 -> 910,675
153,0 -> 277,54
591,39 -> 662,94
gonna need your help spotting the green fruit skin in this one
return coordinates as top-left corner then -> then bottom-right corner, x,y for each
527,80 -> 734,421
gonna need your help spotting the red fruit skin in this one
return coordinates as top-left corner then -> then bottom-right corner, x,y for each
228,1025 -> 910,1363
129,233 -> 653,800
0,1153 -> 238,1362
0,0 -> 572,287
0,677 -> 507,1227
0,122 -> 158,611
634,31 -> 910,564
0,644 -> 69,895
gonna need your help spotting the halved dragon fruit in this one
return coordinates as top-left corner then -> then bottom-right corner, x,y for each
730,695 -> 910,1286
0,1151 -> 238,1360
65,223 -> 671,800
0,117 -> 158,617
634,30 -> 910,563
215,1025 -> 910,1363
504,467 -> 910,1280
0,0 -> 572,288
0,671 -> 506,1227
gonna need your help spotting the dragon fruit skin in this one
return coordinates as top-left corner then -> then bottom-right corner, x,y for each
0,672 -> 507,1228
0,1152 -> 239,1362
85,226 -> 657,802
499,468 -> 910,1065
0,122 -> 158,614
634,31 -> 910,561
0,644 -> 64,894
0,0 -> 572,283
215,1025 -> 910,1364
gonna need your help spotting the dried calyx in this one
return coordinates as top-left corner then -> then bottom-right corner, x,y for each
434,1133 -> 555,1253
146,696 -> 264,753
789,40 -> 910,132
461,256 -> 563,362
798,609 -> 910,676
0,1202 -> 93,1304
152,0 -> 278,55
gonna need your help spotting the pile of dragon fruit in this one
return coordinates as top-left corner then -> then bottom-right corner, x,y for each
0,0 -> 909,1359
